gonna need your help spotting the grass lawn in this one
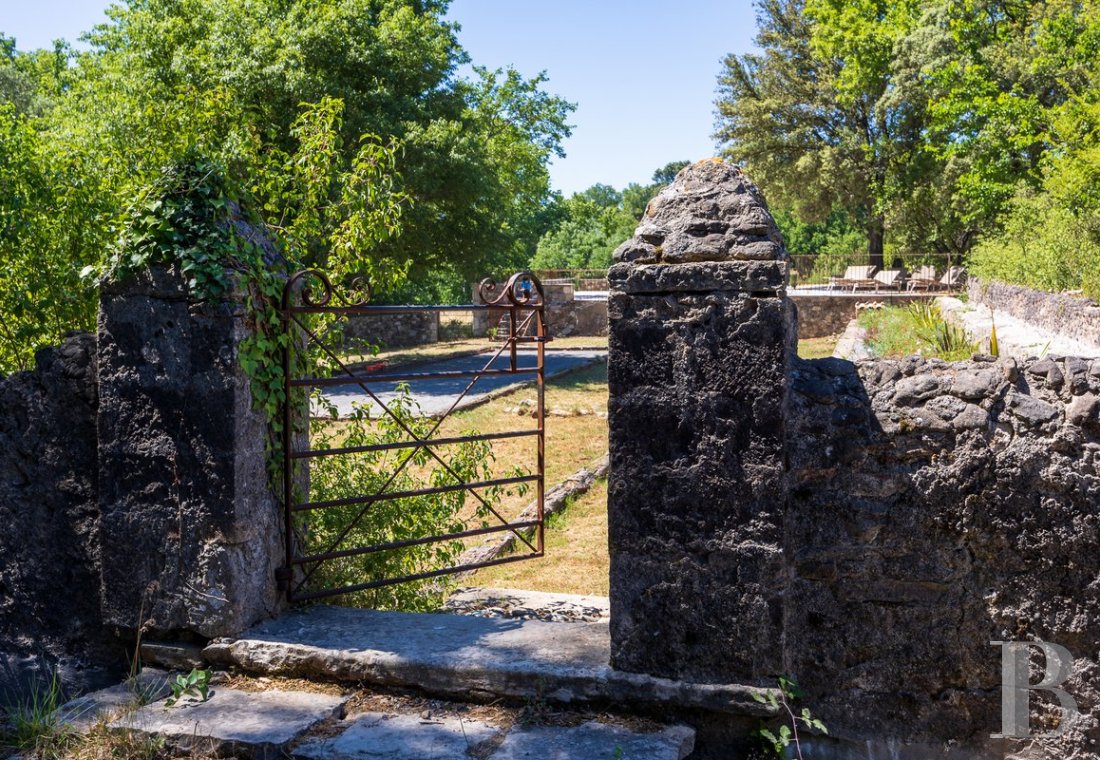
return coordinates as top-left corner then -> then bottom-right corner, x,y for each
467,478 -> 610,597
432,362 -> 609,515
798,335 -> 840,359
858,303 -> 976,360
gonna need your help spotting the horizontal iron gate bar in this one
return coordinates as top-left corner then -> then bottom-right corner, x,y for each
291,429 -> 539,459
288,552 -> 543,603
290,366 -> 538,388
291,520 -> 542,565
293,474 -> 540,513
283,303 -> 544,314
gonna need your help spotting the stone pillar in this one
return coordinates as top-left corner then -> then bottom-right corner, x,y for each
607,159 -> 793,683
97,266 -> 284,639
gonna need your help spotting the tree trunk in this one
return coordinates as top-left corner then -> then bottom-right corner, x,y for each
868,215 -> 885,269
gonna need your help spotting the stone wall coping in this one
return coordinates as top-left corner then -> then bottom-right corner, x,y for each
609,261 -> 788,295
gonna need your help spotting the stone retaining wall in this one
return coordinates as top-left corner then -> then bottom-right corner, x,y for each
608,160 -> 1100,758
343,310 -> 440,349
790,291 -> 929,338
471,280 -> 607,338
969,277 -> 1100,348
789,353 -> 1100,757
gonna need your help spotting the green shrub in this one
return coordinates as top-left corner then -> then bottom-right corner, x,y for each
859,302 -> 977,361
300,390 -> 527,611
970,188 -> 1100,300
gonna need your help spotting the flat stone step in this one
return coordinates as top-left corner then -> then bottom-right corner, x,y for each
56,668 -> 172,732
293,711 -> 501,759
292,711 -> 694,760
204,606 -> 775,717
58,673 -> 695,759
111,687 -> 347,758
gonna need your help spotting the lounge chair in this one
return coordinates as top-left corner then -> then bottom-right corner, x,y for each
940,266 -> 967,290
830,265 -> 879,292
907,265 -> 938,291
873,268 -> 906,291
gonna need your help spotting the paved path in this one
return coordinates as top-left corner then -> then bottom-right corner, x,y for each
939,297 -> 1100,359
59,602 -> 800,758
320,349 -> 605,417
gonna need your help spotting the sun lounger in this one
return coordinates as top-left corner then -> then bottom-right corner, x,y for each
940,266 -> 967,290
873,268 -> 906,291
830,265 -> 879,292
907,265 -> 939,291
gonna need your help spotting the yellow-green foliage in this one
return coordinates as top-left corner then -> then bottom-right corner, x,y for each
970,189 -> 1100,300
859,302 -> 976,361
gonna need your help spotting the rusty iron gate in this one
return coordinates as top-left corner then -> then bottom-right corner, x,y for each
276,270 -> 549,602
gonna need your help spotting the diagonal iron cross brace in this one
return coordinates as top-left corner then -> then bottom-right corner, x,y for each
289,309 -> 541,591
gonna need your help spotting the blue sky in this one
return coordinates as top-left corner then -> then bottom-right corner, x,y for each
2,0 -> 758,195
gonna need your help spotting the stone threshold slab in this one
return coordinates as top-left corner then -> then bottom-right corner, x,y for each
204,606 -> 776,717
112,687 -> 347,759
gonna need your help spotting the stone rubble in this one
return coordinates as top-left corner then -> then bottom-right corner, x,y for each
441,587 -> 610,624
110,686 -> 347,759
57,673 -> 695,760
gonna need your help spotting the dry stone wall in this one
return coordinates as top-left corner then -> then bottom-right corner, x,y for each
0,334 -> 119,698
472,280 -> 607,338
1,265 -> 283,700
608,159 -> 1100,758
342,310 -> 440,349
789,353 -> 1100,756
969,277 -> 1100,349
790,291 -> 928,339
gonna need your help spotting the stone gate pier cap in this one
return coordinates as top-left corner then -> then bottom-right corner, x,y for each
610,159 -> 789,296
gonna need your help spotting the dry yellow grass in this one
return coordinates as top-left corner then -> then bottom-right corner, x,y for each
468,478 -> 609,596
341,335 -> 608,371
797,335 -> 840,359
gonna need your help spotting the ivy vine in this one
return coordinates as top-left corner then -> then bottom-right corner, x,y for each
104,155 -> 298,467
102,146 -> 523,608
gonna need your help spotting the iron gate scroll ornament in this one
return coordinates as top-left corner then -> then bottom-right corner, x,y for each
277,270 -> 549,602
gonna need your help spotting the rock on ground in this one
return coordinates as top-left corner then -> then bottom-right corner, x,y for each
491,721 -> 695,760
111,687 -> 347,758
294,711 -> 500,760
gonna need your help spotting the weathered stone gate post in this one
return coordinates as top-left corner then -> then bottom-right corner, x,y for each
607,159 -> 792,683
97,265 -> 284,639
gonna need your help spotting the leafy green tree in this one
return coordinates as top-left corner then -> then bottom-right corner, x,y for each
0,0 -> 575,370
531,193 -> 635,270
530,161 -> 690,270
715,0 -> 925,266
0,94 -> 117,371
651,160 -> 690,185
71,0 -> 571,288
933,0 -> 1100,297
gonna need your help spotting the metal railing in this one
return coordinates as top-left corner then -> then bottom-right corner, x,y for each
789,252 -> 966,291
531,269 -> 608,292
